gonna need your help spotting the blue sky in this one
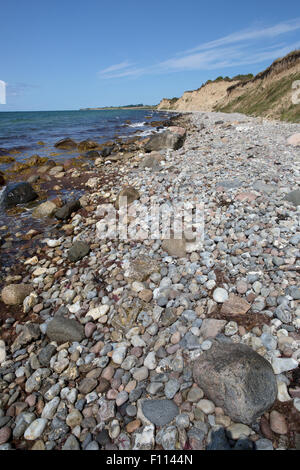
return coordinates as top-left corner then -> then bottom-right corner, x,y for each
1,0 -> 300,111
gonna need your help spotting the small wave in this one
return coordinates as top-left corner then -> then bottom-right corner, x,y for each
127,121 -> 146,128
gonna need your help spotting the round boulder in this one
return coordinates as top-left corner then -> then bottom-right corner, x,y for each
193,341 -> 277,425
1,284 -> 33,305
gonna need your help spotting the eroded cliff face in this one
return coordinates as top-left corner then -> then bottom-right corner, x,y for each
157,80 -> 239,112
157,50 -> 300,122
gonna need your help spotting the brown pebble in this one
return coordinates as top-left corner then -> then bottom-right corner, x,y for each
126,419 -> 141,433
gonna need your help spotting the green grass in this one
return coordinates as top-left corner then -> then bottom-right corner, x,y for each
216,73 -> 300,123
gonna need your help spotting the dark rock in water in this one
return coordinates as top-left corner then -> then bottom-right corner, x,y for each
193,341 -> 277,425
54,138 -> 77,150
233,438 -> 254,451
144,130 -> 185,152
46,317 -> 84,343
141,399 -> 179,426
0,182 -> 38,209
206,428 -> 231,450
0,148 -> 10,157
100,146 -> 114,158
85,150 -> 100,159
78,140 -> 98,152
283,190 -> 300,207
0,171 -> 5,187
68,241 -> 90,262
55,200 -> 81,220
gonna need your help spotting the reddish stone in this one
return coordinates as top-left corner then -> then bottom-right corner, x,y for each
0,426 -> 11,445
220,294 -> 251,316
260,415 -> 274,440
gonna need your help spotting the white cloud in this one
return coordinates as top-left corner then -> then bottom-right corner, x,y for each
0,80 -> 6,104
98,18 -> 300,79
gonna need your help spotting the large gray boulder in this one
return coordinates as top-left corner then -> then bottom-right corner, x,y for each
46,317 -> 84,344
193,341 -> 277,425
0,182 -> 38,209
144,129 -> 185,152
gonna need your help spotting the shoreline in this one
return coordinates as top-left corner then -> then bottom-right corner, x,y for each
0,110 -> 299,450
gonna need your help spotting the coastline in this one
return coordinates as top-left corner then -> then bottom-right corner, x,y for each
0,110 -> 299,450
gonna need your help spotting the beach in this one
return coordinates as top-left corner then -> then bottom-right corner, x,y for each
0,110 -> 299,450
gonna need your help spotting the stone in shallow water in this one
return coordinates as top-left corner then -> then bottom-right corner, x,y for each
193,341 -> 277,425
140,399 -> 179,426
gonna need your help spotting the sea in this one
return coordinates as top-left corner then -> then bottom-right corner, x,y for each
0,108 -> 172,169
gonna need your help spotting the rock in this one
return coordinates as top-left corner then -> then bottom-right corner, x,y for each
32,200 -> 57,218
271,357 -> 298,374
227,423 -> 252,440
54,138 -> 77,150
233,438 -> 253,450
199,319 -> 226,339
196,399 -> 215,414
0,426 -> 11,445
287,133 -> 300,146
0,171 -> 6,187
162,238 -> 186,258
100,146 -> 114,158
46,316 -> 84,343
213,288 -> 228,303
269,410 -> 288,435
62,434 -> 80,450
85,150 -> 101,159
41,397 -> 60,419
25,368 -> 51,393
115,186 -> 140,209
68,241 -> 90,262
78,378 -> 97,394
78,140 -> 98,152
156,426 -> 178,450
255,438 -> 273,450
38,344 -> 56,367
220,293 -> 251,316
1,284 -> 33,305
124,256 -> 161,281
55,200 -> 81,220
0,340 -> 6,365
284,190 -> 300,207
24,418 -> 47,440
140,152 -> 164,170
144,351 -> 156,370
165,379 -> 180,399
193,341 -> 277,424
140,399 -> 179,426
0,182 -> 38,209
112,346 -> 127,365
133,424 -> 155,450
206,427 -> 231,450
144,129 -> 185,152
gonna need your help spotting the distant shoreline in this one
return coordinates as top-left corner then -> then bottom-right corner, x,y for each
79,106 -> 156,111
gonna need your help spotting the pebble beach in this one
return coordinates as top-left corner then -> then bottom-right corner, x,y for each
0,110 -> 299,451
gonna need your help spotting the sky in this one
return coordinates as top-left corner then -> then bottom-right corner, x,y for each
0,0 -> 300,111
